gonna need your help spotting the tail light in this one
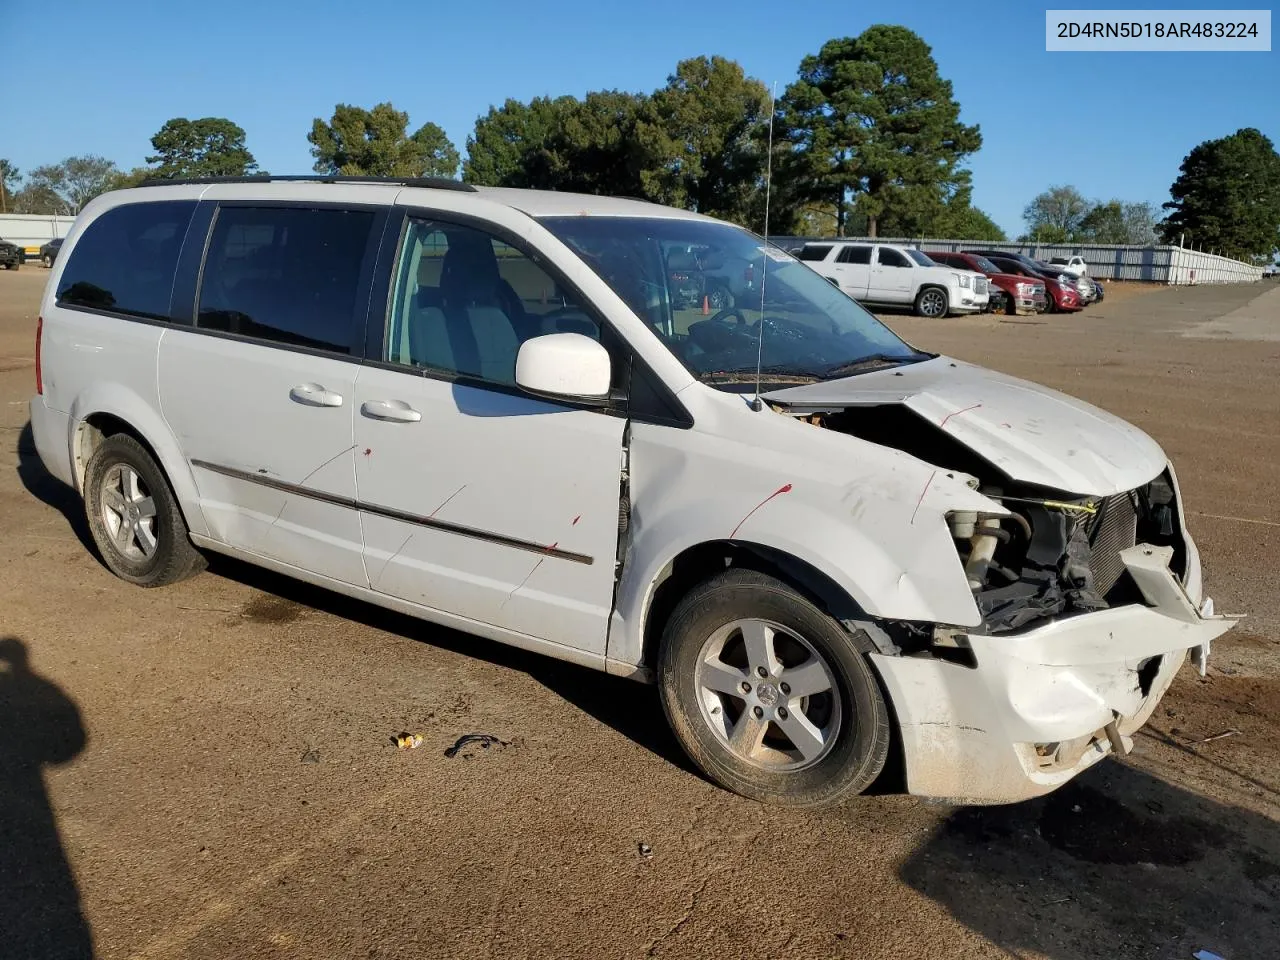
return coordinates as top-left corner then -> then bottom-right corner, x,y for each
35,316 -> 43,395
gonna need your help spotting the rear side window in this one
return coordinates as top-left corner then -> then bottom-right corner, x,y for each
57,200 -> 196,320
197,206 -> 375,354
837,245 -> 872,265
798,245 -> 832,262
877,247 -> 910,267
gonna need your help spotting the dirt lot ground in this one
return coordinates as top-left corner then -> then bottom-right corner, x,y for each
1,266 -> 1277,960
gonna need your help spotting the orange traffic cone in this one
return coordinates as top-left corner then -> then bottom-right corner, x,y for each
702,295 -> 710,316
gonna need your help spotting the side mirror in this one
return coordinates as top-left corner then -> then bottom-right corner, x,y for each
826,275 -> 840,287
515,333 -> 612,404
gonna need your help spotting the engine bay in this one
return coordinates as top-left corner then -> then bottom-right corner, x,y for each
779,403 -> 1186,635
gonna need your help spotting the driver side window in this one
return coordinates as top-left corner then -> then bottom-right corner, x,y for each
386,219 -> 601,386
877,247 -> 910,268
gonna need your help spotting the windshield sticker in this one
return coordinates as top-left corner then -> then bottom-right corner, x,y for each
757,245 -> 792,263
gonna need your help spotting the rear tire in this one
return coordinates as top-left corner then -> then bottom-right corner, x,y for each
83,434 -> 206,587
658,568 -> 892,808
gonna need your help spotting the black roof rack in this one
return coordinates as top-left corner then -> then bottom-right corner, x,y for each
136,175 -> 477,192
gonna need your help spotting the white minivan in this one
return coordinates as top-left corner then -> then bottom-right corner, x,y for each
799,241 -> 990,317
30,177 -> 1234,807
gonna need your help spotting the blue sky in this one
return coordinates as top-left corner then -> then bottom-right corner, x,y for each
2,0 -> 1275,236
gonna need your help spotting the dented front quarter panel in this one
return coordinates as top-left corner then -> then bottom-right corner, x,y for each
607,386 -> 1007,668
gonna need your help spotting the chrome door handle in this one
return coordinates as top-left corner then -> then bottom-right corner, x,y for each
289,383 -> 344,407
361,399 -> 422,423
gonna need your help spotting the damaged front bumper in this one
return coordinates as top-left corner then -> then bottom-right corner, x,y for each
870,544 -> 1237,804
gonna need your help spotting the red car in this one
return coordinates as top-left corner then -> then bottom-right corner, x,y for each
985,255 -> 1082,313
925,251 -> 1047,315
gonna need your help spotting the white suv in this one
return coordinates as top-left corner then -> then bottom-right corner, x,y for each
799,241 -> 990,317
29,177 -> 1233,807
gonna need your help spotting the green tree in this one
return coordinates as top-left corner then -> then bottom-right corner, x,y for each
0,159 -> 19,213
309,103 -> 459,178
23,156 -> 118,214
11,183 -> 64,215
775,25 -> 982,237
636,56 -> 770,224
1077,200 -> 1126,243
464,96 -> 572,186
1022,185 -> 1090,240
146,117 -> 258,179
463,92 -> 649,197
107,166 -> 156,191
1159,127 -> 1280,258
933,198 -> 1006,241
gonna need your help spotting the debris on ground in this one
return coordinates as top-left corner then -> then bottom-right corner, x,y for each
1196,729 -> 1240,744
394,733 -> 424,750
443,733 -> 509,759
300,748 -> 320,764
638,842 -> 653,860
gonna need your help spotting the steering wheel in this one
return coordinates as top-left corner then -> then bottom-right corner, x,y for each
707,307 -> 749,327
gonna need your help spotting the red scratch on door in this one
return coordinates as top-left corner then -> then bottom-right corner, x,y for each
730,483 -> 793,539
363,448 -> 372,457
939,403 -> 982,428
910,470 -> 939,525
571,515 -> 581,526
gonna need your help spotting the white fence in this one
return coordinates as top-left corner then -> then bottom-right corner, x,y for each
768,235 -> 1264,285
0,213 -> 77,260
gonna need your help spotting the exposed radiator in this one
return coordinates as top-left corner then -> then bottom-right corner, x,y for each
1090,492 -> 1139,595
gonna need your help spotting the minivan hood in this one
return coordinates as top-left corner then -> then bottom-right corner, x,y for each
763,357 -> 1167,496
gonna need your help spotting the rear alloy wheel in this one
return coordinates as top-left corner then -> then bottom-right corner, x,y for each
84,434 -> 205,587
659,569 -> 891,807
41,254 -> 52,268
914,286 -> 948,318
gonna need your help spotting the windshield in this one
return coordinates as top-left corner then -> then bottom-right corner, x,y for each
905,249 -> 936,267
973,255 -> 1000,273
540,216 -> 929,387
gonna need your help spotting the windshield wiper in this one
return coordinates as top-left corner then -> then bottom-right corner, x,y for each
698,364 -> 822,385
821,353 -> 932,379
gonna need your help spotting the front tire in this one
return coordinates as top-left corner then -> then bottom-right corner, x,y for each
914,286 -> 948,318
83,434 -> 206,587
658,569 -> 892,807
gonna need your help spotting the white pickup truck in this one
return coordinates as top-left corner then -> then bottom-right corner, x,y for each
799,241 -> 990,318
1048,255 -> 1088,277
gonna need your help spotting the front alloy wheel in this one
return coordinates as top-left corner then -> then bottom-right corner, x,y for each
915,287 -> 948,318
659,569 -> 892,807
695,618 -> 842,771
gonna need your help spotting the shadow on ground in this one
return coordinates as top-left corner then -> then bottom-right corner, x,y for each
0,637 -> 94,959
901,759 -> 1280,960
16,421 -> 96,556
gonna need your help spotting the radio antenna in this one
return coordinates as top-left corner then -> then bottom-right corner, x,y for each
750,81 -> 778,413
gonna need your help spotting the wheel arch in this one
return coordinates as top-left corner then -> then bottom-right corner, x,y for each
635,539 -> 901,676
69,390 -> 208,538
